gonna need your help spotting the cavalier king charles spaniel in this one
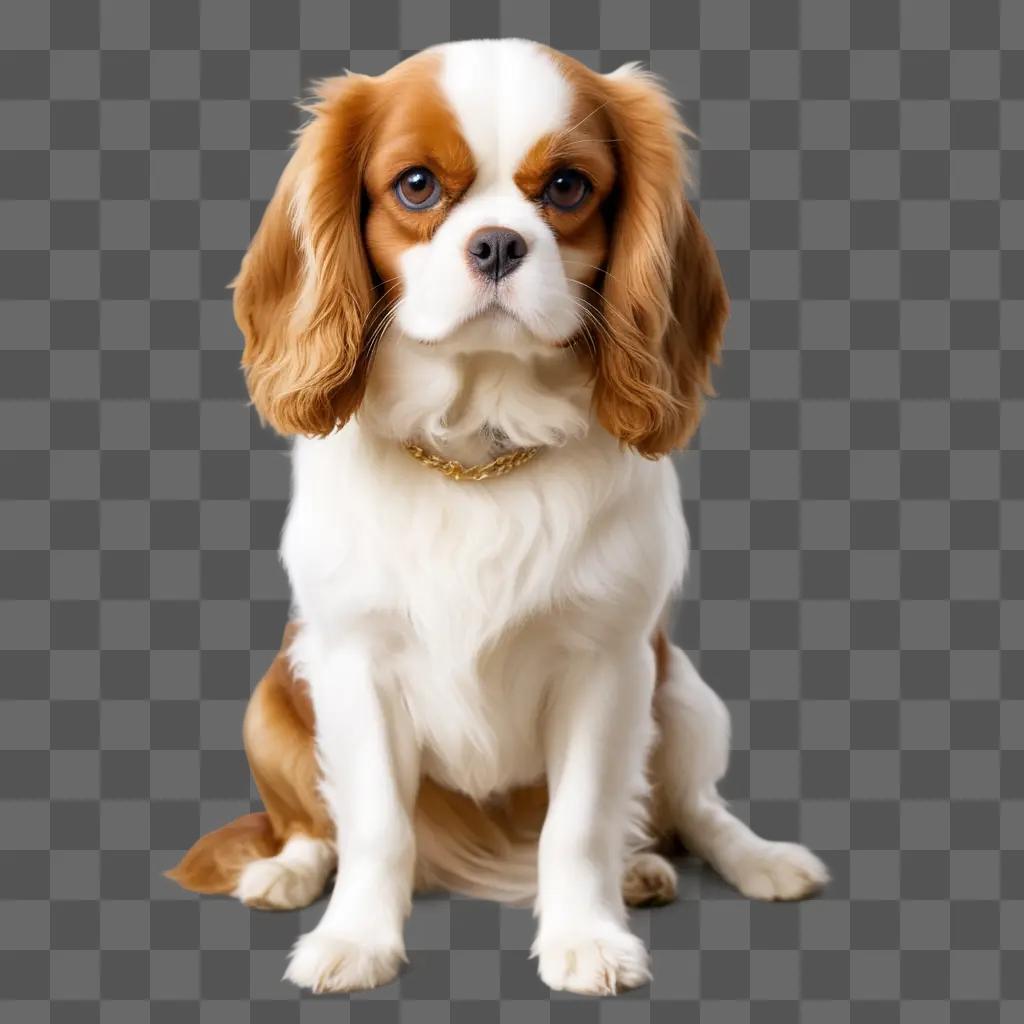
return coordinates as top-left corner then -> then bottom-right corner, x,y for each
169,39 -> 828,996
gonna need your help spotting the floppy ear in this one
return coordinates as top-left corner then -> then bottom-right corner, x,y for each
592,66 -> 729,457
234,75 -> 377,437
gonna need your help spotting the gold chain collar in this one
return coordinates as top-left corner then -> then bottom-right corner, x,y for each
403,442 -> 540,481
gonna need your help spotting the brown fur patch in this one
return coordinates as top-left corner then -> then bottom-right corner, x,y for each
243,631 -> 334,842
233,72 -> 380,437
234,51 -> 474,439
166,629 -> 333,895
363,52 -> 477,287
544,49 -> 730,457
512,87 -> 618,348
165,812 -> 278,895
652,625 -> 672,688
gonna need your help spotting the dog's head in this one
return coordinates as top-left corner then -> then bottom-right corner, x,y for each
235,39 -> 728,457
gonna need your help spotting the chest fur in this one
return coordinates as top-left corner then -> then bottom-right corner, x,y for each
283,428 -> 687,800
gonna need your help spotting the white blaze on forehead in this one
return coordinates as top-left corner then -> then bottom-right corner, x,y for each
438,39 -> 573,187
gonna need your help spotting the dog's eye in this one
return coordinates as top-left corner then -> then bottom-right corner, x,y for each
395,167 -> 442,210
543,169 -> 590,211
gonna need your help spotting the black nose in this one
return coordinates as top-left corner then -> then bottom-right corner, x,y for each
466,227 -> 528,282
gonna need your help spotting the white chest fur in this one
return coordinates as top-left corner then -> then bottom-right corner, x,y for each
282,424 -> 687,800
280,342 -> 689,801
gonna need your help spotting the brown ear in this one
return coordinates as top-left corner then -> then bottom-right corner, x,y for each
591,67 -> 729,457
234,75 -> 377,437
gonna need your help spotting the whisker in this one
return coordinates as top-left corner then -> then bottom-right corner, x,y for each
364,291 -> 403,353
561,259 -> 628,287
364,279 -> 404,321
556,101 -> 610,140
556,137 -> 622,148
569,297 -> 604,358
364,306 -> 399,361
571,316 -> 597,358
568,282 -> 635,334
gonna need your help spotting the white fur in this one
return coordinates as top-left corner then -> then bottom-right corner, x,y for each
441,39 -> 573,183
235,835 -> 335,910
395,40 -> 582,346
273,39 -> 827,995
283,381 -> 684,992
651,646 -> 830,902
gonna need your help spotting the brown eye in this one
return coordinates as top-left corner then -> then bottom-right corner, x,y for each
543,169 -> 590,211
395,167 -> 441,210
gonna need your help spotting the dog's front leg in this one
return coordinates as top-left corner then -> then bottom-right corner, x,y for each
285,638 -> 419,994
533,642 -> 654,995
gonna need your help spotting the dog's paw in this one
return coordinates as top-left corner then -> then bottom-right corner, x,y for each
235,858 -> 325,910
623,852 -> 678,906
730,841 -> 829,901
536,928 -> 650,995
285,930 -> 404,993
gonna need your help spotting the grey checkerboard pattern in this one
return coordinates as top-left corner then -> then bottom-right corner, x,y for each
1,0 -> 1021,1019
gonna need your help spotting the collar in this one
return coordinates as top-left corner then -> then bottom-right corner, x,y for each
402,442 -> 540,481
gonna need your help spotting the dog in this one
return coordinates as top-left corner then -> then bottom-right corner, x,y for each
168,38 -> 828,996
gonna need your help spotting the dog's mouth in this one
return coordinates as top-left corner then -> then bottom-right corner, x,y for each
451,302 -> 534,339
480,305 -> 576,351
478,298 -> 523,323
402,297 -> 576,352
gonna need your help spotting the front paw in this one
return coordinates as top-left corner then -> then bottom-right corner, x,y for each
535,926 -> 650,996
285,929 -> 404,993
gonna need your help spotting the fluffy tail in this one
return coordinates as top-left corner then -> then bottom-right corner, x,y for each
164,812 -> 282,895
414,781 -> 545,906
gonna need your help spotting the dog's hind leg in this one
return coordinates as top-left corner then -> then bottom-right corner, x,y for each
650,641 -> 829,901
622,851 -> 678,906
168,628 -> 336,909
234,637 -> 337,910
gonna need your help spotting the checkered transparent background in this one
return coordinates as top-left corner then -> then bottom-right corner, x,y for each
1,0 -> 1022,1020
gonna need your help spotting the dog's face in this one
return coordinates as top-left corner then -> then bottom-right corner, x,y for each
235,39 -> 728,457
360,43 -> 615,349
